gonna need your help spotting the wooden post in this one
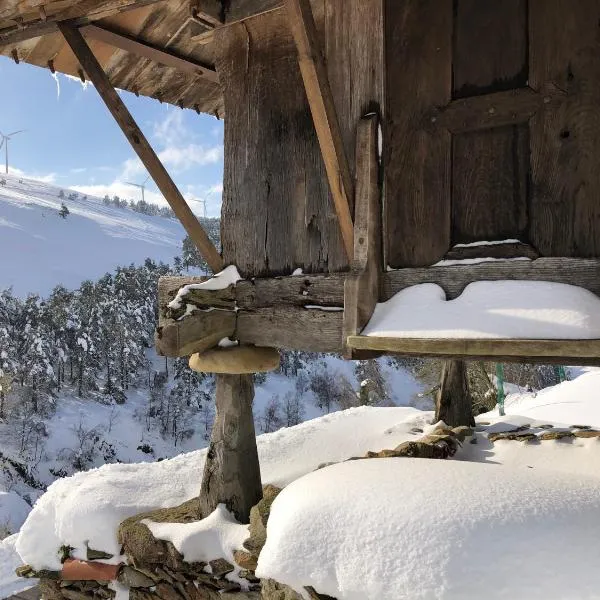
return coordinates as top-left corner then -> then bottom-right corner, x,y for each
285,0 -> 355,260
199,374 -> 263,523
57,22 -> 224,274
343,114 -> 382,358
435,360 -> 474,427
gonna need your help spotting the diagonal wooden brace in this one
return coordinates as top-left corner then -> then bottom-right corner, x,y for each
58,21 -> 224,274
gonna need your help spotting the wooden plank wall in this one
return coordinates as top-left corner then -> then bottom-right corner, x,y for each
529,0 -> 600,257
215,0 -> 383,277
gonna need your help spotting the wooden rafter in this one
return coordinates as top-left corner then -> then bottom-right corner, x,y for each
0,0 -> 165,46
58,21 -> 224,274
285,0 -> 355,260
80,24 -> 218,83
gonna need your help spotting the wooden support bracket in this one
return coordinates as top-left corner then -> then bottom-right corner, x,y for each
58,21 -> 224,274
343,114 -> 382,359
285,0 -> 355,260
189,346 -> 280,374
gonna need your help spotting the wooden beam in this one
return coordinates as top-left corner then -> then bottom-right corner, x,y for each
285,0 -> 355,260
80,24 -> 218,83
58,22 -> 224,273
432,85 -> 566,134
343,114 -> 382,358
346,336 -> 600,366
0,0 -> 164,46
384,258 -> 600,300
189,346 -> 280,374
436,360 -> 474,427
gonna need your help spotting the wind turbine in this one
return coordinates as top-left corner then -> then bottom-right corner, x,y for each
197,198 -> 207,219
0,130 -> 25,174
125,174 -> 151,203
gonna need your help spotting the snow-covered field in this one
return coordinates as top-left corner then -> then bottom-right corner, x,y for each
3,367 -> 600,599
0,174 -> 184,295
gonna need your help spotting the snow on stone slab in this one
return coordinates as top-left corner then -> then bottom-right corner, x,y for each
168,266 -> 242,309
15,407 -> 429,570
452,238 -> 521,248
431,257 -> 531,267
143,504 -> 248,565
256,458 -> 600,600
0,535 -> 36,600
362,281 -> 600,339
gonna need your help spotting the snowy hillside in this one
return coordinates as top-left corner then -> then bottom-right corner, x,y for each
0,174 -> 184,295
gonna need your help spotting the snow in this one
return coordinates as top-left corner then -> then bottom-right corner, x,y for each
0,174 -> 185,296
362,281 -> 600,339
431,257 -> 531,267
0,491 -> 30,535
0,535 -> 36,599
292,268 -> 304,276
218,337 -> 239,348
168,265 -> 242,309
143,504 -> 248,564
452,238 -> 522,248
304,305 -> 344,312
256,458 -> 600,600
15,406 -> 427,570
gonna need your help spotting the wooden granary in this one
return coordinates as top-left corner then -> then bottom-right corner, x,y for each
5,0 -> 600,518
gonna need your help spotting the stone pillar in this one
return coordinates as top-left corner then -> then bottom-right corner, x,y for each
435,360 -> 474,427
199,374 -> 263,523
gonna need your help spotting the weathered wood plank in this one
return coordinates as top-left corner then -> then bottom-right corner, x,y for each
58,22 -> 223,273
0,0 -> 163,46
452,125 -> 529,243
385,0 -> 452,267
529,0 -> 600,257
199,374 -> 262,523
444,241 -> 539,261
453,0 -> 528,98
156,311 -> 236,357
285,0 -> 354,260
343,114 -> 381,358
433,87 -> 564,133
237,307 -> 343,353
346,336 -> 600,366
383,258 -> 600,300
80,24 -> 218,82
158,276 -> 236,317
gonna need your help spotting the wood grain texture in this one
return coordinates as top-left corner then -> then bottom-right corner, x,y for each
285,0 -> 354,259
215,0 -> 382,277
529,0 -> 600,257
383,258 -> 600,299
343,115 -> 381,357
346,336 -> 600,366
385,0 -> 452,267
58,22 -> 224,272
199,374 -> 262,523
444,241 -> 539,261
453,0 -> 528,98
452,124 -> 529,243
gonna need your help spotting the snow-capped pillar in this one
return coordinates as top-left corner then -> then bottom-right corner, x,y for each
199,374 -> 263,523
435,360 -> 475,427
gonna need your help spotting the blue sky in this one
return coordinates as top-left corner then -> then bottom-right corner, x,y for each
0,56 -> 224,217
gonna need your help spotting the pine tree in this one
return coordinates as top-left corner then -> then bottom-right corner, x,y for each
58,203 -> 69,219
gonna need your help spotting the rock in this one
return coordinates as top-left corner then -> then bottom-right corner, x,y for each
16,565 -> 61,580
62,588 -> 96,600
451,426 -> 473,442
118,497 -> 201,569
539,431 -> 574,441
86,546 -> 113,561
40,580 -> 66,600
118,566 -> 156,588
261,579 -> 304,600
488,432 -> 537,443
538,424 -> 554,430
573,430 -> 600,438
233,550 -> 258,571
572,425 -> 592,430
208,558 -> 234,578
156,583 -> 186,600
305,588 -> 337,600
239,570 -> 260,584
244,485 -> 282,557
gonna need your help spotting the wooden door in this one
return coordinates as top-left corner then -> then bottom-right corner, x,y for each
385,0 -> 600,268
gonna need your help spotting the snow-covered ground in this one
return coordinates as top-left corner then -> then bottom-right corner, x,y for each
0,174 -> 184,295
3,367 -> 600,599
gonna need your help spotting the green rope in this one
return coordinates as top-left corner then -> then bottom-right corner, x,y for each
496,363 -> 505,416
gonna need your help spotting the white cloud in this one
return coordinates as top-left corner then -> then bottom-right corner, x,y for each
4,165 -> 57,184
